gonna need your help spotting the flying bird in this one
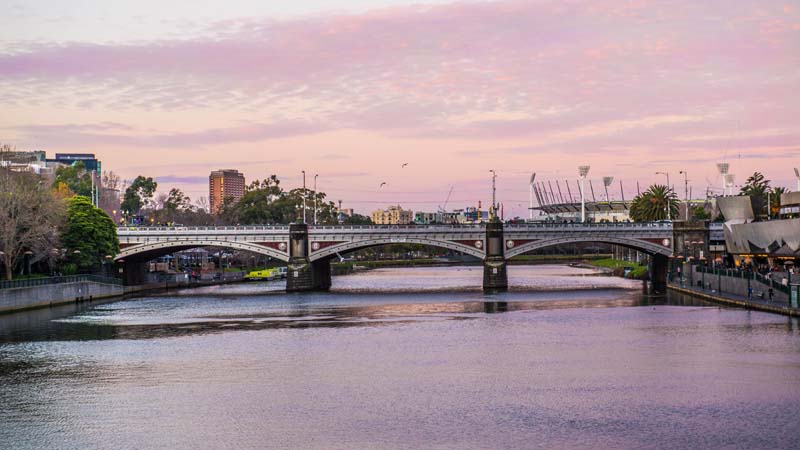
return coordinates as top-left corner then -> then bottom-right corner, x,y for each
380,182 -> 387,188
401,163 -> 408,168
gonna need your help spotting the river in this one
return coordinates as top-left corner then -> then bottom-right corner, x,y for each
1,265 -> 799,449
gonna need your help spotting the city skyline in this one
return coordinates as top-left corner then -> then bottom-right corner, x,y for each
2,0 -> 798,216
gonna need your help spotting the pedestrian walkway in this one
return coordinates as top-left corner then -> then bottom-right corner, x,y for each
668,282 -> 799,317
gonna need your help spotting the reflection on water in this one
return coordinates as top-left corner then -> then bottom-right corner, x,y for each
1,265 -> 800,449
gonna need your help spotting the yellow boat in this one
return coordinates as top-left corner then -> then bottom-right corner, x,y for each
244,268 -> 281,281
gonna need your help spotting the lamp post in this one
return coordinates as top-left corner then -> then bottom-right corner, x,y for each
655,171 -> 671,220
313,173 -> 318,225
301,170 -> 307,224
679,170 -> 689,220
489,169 -> 498,221
579,166 -> 590,223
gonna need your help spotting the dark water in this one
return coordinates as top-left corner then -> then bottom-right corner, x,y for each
1,265 -> 799,449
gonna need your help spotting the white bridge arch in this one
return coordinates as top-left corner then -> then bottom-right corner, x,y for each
505,236 -> 672,259
309,236 -> 486,262
116,239 -> 290,262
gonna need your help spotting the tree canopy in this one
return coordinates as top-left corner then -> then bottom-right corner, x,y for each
629,184 -> 679,222
52,161 -> 93,197
739,172 -> 771,219
60,196 -> 119,272
121,176 -> 157,216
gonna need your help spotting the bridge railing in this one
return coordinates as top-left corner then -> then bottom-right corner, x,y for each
0,274 -> 122,290
117,222 -> 672,233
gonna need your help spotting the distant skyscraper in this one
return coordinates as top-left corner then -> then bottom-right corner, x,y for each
209,169 -> 245,214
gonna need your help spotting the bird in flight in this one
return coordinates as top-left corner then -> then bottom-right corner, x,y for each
401,163 -> 408,168
380,182 -> 387,188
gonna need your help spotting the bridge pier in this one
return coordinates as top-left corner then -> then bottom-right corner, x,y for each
483,221 -> 508,293
119,260 -> 148,286
286,223 -> 331,292
649,254 -> 668,294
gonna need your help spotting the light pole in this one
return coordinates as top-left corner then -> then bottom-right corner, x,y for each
579,166 -> 590,223
301,170 -> 307,224
313,173 -> 318,225
679,170 -> 689,220
655,171 -> 671,220
489,170 -> 498,221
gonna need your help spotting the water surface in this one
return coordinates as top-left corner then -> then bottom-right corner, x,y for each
1,265 -> 799,449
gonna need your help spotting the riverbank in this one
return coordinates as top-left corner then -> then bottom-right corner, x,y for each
668,284 -> 800,317
584,258 -> 648,280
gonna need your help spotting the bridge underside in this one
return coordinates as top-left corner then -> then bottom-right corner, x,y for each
115,240 -> 290,263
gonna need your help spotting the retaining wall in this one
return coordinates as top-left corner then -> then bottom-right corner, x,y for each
678,264 -> 790,303
0,281 -> 124,314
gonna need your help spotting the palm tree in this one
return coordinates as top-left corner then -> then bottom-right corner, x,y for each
769,186 -> 787,219
740,172 -> 771,218
630,184 -> 679,222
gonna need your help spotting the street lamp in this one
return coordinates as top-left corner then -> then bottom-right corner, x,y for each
301,170 -> 307,224
489,169 -> 498,221
579,165 -> 590,223
679,170 -> 689,220
655,171 -> 671,220
313,173 -> 319,225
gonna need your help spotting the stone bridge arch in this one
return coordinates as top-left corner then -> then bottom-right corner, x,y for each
115,239 -> 290,263
505,236 -> 672,259
308,237 -> 486,262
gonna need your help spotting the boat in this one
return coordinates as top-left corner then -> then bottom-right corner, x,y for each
244,268 -> 282,281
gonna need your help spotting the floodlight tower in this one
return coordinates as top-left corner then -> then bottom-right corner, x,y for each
724,174 -> 735,196
529,173 -> 536,220
794,168 -> 800,191
602,176 -> 614,203
578,165 -> 591,223
716,163 -> 729,196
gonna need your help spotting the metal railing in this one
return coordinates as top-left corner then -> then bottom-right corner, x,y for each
0,274 -> 122,290
117,222 -> 673,233
695,265 -> 791,295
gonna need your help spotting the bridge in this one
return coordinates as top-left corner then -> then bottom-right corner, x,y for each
115,222 -> 675,292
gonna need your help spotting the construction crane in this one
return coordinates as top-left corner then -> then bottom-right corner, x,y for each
438,185 -> 454,213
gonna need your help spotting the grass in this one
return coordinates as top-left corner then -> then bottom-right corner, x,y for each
588,258 -> 648,279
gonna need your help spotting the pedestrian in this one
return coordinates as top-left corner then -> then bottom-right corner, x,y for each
768,287 -> 774,302
747,285 -> 753,300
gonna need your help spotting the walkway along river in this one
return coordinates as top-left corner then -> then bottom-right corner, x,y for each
1,265 -> 799,449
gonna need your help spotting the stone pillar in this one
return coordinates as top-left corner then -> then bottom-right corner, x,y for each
649,254 -> 668,294
483,220 -> 508,292
286,223 -> 332,292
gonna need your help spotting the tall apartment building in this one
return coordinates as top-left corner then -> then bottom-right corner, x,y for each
371,205 -> 413,225
209,169 -> 246,214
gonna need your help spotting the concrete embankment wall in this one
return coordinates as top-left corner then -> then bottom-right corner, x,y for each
682,265 -> 790,303
669,285 -> 799,317
0,282 -> 124,314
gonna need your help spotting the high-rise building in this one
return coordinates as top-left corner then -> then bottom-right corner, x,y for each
209,169 -> 246,214
371,205 -> 413,225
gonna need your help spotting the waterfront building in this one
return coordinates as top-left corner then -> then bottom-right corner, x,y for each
209,169 -> 246,214
371,205 -> 413,225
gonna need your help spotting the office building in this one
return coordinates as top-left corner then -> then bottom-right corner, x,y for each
209,169 -> 246,214
371,205 -> 413,225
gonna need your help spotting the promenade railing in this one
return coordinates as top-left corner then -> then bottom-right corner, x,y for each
695,265 -> 790,295
0,275 -> 122,290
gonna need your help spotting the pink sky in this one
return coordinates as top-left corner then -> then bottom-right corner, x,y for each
1,0 -> 799,217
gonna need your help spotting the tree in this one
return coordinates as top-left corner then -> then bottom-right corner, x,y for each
344,213 -> 373,225
629,184 -> 679,222
768,186 -> 787,219
739,172 -> 771,219
60,196 -> 119,273
0,169 -> 65,280
52,161 -> 93,198
121,176 -> 157,217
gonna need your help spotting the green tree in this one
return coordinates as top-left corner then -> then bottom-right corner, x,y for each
60,196 -> 120,272
690,205 -> 711,221
121,176 -> 157,217
629,184 -> 679,222
344,213 -> 373,225
739,172 -> 771,219
768,186 -> 787,219
52,161 -> 93,197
